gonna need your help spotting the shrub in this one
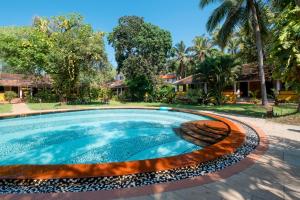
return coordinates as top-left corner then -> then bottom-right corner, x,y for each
153,84 -> 175,103
27,90 -> 58,103
186,89 -> 202,104
4,91 -> 17,103
249,90 -> 260,104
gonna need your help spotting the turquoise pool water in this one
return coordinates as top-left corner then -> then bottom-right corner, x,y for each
0,109 -> 209,165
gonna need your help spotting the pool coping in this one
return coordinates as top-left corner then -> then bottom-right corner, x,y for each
0,107 -> 246,180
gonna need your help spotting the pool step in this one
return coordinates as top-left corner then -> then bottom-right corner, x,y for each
174,128 -> 211,147
177,120 -> 230,147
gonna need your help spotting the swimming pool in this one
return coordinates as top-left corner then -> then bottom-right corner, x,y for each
0,109 -> 210,166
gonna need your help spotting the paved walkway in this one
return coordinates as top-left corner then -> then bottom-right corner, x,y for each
11,103 -> 31,114
0,108 -> 299,200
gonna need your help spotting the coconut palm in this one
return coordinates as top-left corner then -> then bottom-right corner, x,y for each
199,0 -> 269,106
190,35 -> 216,62
172,41 -> 191,79
195,55 -> 240,105
227,34 -> 240,55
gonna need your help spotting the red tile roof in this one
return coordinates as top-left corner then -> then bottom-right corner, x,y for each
159,74 -> 176,79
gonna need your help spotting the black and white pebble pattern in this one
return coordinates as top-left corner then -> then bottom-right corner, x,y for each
0,120 -> 259,194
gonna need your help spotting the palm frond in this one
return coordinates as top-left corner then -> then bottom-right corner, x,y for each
199,0 -> 221,9
218,4 -> 245,47
206,0 -> 234,32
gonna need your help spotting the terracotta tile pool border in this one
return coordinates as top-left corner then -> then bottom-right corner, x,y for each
0,108 -> 268,199
0,108 -> 246,180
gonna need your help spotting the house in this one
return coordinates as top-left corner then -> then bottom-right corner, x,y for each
159,74 -> 177,84
173,63 -> 298,102
234,63 -> 275,98
0,73 -> 51,101
174,74 -> 207,93
108,79 -> 127,96
108,73 -> 127,96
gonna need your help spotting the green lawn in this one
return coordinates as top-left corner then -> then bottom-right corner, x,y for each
0,104 -> 12,113
273,104 -> 298,116
25,101 -> 300,126
27,101 -> 268,117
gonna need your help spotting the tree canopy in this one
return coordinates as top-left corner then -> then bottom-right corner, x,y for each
0,14 -> 109,102
108,16 -> 172,101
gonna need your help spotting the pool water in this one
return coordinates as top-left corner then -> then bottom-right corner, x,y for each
0,109 -> 210,165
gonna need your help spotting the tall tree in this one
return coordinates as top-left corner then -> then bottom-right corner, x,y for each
108,16 -> 172,101
270,3 -> 300,111
199,0 -> 270,106
171,41 -> 191,79
0,14 -> 108,101
190,35 -> 216,62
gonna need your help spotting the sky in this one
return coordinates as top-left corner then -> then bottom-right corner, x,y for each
0,0 -> 217,66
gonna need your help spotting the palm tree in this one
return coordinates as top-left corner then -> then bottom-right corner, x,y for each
190,35 -> 217,62
227,34 -> 240,55
195,55 -> 240,105
199,0 -> 269,106
172,41 -> 191,79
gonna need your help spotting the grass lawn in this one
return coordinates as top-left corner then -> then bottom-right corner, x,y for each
27,101 -> 162,110
27,101 -> 268,117
26,101 -> 300,123
272,104 -> 298,116
0,104 -> 12,113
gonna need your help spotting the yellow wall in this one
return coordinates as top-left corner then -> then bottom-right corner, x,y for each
0,93 -> 4,102
278,91 -> 299,102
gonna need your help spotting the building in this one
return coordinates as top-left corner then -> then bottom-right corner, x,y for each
108,80 -> 127,96
173,63 -> 298,102
159,74 -> 177,84
174,74 -> 207,93
0,73 -> 51,101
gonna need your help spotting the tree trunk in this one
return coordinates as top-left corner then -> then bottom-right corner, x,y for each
180,61 -> 185,79
295,0 -> 300,6
298,96 -> 300,113
249,0 -> 268,106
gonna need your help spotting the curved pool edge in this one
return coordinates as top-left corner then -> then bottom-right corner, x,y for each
0,107 -> 246,180
0,111 -> 269,199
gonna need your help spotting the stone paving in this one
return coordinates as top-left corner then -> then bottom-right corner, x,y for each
0,108 -> 299,200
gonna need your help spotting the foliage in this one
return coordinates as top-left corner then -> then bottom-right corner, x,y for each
27,90 -> 58,103
0,26 -> 50,74
190,35 -> 218,62
4,91 -> 17,103
98,87 -> 112,100
169,41 -> 192,79
0,14 -> 108,102
153,84 -> 175,103
249,90 -> 260,104
108,16 -> 172,101
125,73 -> 154,101
199,0 -> 270,105
270,5 -> 300,111
194,55 -> 240,105
186,89 -> 203,104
